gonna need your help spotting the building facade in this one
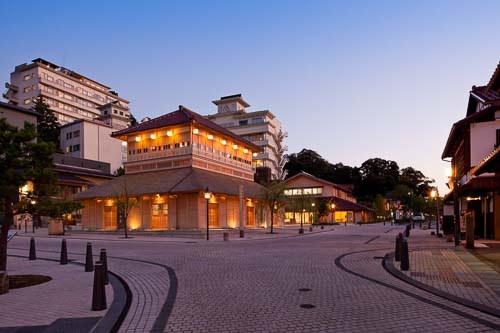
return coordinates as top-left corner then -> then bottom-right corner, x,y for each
207,94 -> 287,180
60,119 -> 125,174
3,58 -> 130,127
442,63 -> 500,240
283,172 -> 373,224
74,106 -> 266,231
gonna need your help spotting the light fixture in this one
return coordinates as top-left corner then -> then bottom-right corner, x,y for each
121,141 -> 127,146
207,134 -> 214,140
221,139 -> 227,145
150,133 -> 156,140
204,187 -> 212,200
430,190 -> 436,198
31,200 -> 36,205
233,144 -> 238,149
193,128 -> 199,134
331,203 -> 335,209
253,152 -> 258,157
244,149 -> 248,154
167,130 -> 173,137
312,203 -> 315,207
135,136 -> 141,142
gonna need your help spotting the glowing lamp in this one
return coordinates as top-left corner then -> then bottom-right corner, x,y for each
221,139 -> 227,145
233,144 -> 238,150
150,133 -> 156,140
167,130 -> 173,137
207,134 -> 214,140
135,136 -> 141,142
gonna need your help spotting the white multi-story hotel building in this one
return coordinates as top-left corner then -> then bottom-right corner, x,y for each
3,58 -> 130,128
207,94 -> 287,180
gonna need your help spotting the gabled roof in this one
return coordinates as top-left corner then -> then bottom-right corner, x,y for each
486,61 -> 500,92
72,167 -> 264,199
332,197 -> 374,212
284,171 -> 352,193
111,106 -> 260,151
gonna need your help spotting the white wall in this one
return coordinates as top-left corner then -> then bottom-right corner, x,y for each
470,120 -> 500,166
83,122 -> 123,173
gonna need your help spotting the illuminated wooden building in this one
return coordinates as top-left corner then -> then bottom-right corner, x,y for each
74,106 -> 265,230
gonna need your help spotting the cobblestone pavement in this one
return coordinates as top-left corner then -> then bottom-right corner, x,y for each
4,223 -> 500,332
0,255 -> 112,328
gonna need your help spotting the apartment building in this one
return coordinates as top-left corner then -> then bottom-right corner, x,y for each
74,105 -> 265,231
207,94 -> 287,180
3,58 -> 130,128
442,62 -> 500,241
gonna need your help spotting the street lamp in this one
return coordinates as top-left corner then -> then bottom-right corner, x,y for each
204,187 -> 211,240
311,202 -> 315,225
431,189 -> 439,236
331,203 -> 335,223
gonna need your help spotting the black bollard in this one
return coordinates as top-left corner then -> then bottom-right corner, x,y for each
395,233 -> 403,262
100,249 -> 108,285
309,226 -> 313,232
405,225 -> 410,238
29,237 -> 36,260
239,230 -> 244,238
299,228 -> 304,234
401,239 -> 409,271
321,225 -> 324,229
85,242 -> 94,272
91,261 -> 107,311
60,239 -> 68,265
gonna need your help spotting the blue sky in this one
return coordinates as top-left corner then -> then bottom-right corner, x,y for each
1,0 -> 500,194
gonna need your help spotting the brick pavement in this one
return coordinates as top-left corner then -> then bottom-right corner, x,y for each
4,223 -> 500,332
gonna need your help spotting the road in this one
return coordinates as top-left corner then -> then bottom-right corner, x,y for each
6,224 -> 500,332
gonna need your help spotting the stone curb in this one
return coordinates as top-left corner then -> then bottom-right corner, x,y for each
383,250 -> 500,319
7,254 -> 131,333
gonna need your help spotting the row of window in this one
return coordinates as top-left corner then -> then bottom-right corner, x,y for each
65,130 -> 80,140
42,72 -> 110,104
103,109 -> 127,117
44,97 -> 96,119
193,143 -> 252,165
42,83 -> 97,108
65,144 -> 80,153
128,142 -> 191,155
241,132 -> 266,142
284,187 -> 323,196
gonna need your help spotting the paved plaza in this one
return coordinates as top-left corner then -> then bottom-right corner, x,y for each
2,223 -> 500,332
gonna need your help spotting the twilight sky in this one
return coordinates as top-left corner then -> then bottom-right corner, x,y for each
1,0 -> 500,194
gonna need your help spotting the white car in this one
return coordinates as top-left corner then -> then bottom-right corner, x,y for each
411,213 -> 425,221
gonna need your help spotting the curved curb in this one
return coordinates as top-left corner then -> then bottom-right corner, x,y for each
7,254 -> 131,333
383,251 -> 500,319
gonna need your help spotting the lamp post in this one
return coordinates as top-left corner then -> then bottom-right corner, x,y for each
311,202 -> 315,225
331,203 -> 335,224
204,187 -> 211,241
431,189 -> 439,236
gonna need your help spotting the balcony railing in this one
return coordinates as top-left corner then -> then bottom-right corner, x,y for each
126,146 -> 192,163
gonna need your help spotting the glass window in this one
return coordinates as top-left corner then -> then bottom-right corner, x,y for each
24,98 -> 31,105
239,120 -> 248,126
73,130 -> 80,138
23,74 -> 31,81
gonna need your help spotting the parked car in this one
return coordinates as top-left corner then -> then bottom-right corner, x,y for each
411,213 -> 425,221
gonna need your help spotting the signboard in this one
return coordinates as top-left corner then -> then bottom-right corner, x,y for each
7,231 -> 17,242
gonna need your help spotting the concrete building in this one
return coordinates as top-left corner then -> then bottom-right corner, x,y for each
283,172 -> 374,224
3,58 -> 130,128
207,94 -> 287,180
60,119 -> 125,174
74,105 -> 266,231
442,62 -> 500,241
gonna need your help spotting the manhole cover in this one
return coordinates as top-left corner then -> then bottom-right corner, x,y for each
300,304 -> 316,309
298,288 -> 311,292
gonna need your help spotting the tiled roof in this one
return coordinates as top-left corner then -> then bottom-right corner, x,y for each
471,86 -> 500,102
72,167 -> 264,199
112,106 -> 260,151
331,197 -> 374,212
285,171 -> 353,193
471,146 -> 500,176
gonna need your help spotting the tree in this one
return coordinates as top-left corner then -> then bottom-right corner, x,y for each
129,114 -> 138,127
317,200 -> 330,223
372,194 -> 387,221
113,182 -> 138,238
261,180 -> 286,234
284,149 -> 331,180
0,119 -> 48,271
34,97 -> 60,148
115,166 -> 125,176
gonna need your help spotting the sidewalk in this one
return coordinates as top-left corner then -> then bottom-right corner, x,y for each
386,227 -> 500,316
0,255 -> 113,332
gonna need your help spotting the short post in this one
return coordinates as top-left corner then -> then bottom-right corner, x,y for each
60,239 -> 68,265
239,230 -> 244,238
299,228 -> 304,234
0,271 -> 9,295
400,239 -> 409,271
91,261 -> 107,311
344,221 -> 347,227
29,237 -> 36,260
100,249 -> 108,285
321,225 -> 324,229
405,225 -> 410,238
395,233 -> 403,262
223,232 -> 229,241
85,242 -> 94,272
309,226 -> 313,232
